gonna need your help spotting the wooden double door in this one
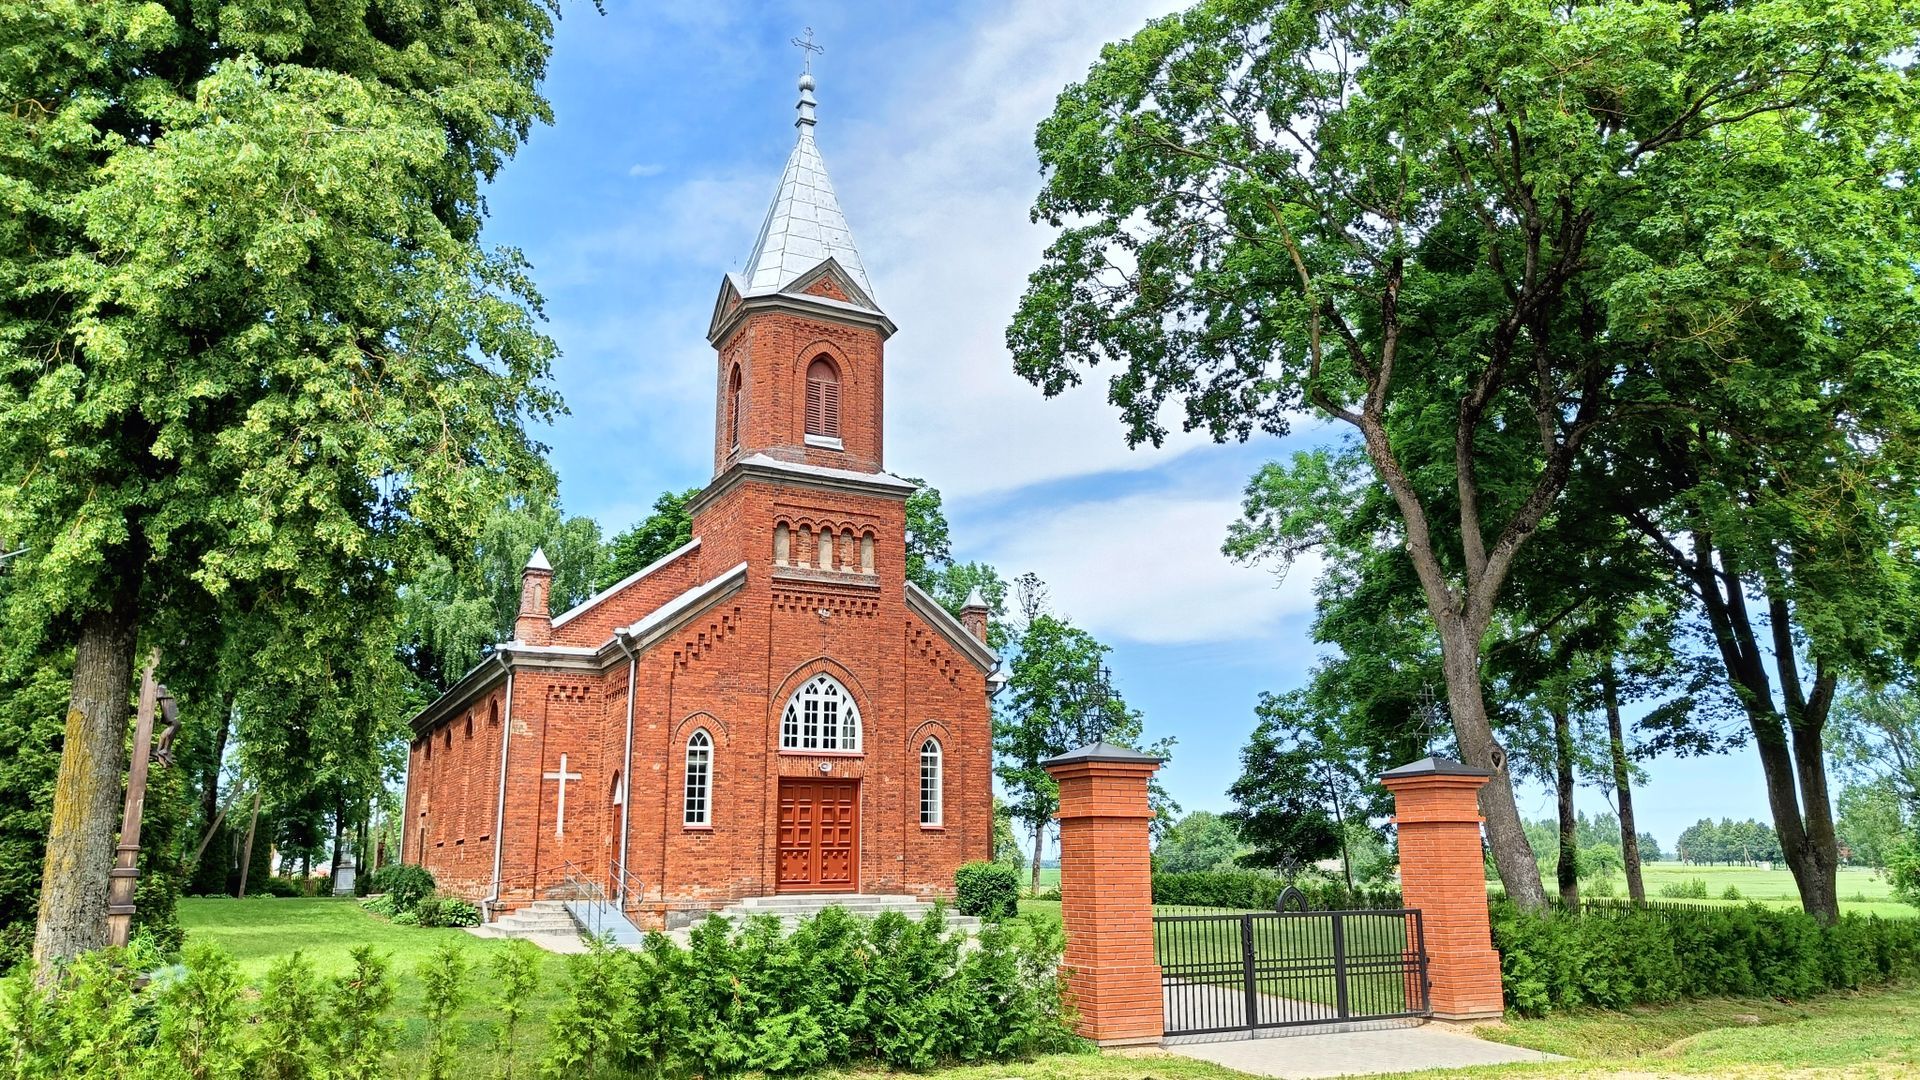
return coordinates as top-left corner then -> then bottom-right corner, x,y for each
777,778 -> 859,892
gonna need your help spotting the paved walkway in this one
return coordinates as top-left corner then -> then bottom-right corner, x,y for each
1163,1020 -> 1561,1078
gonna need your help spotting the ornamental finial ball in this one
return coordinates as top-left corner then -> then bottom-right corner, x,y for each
799,72 -> 816,92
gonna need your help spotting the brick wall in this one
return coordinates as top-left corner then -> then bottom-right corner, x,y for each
712,309 -> 886,475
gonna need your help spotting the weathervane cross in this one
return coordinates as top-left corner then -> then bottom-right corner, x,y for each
790,26 -> 823,72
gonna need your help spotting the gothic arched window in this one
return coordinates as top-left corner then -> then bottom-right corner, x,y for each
727,364 -> 743,449
920,737 -> 943,827
684,730 -> 712,826
780,674 -> 861,752
804,357 -> 841,439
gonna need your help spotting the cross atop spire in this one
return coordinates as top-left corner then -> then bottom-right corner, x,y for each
791,26 -> 823,73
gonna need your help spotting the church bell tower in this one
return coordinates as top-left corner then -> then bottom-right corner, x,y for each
705,71 -> 896,479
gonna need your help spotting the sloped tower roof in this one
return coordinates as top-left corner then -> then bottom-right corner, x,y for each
740,72 -> 875,300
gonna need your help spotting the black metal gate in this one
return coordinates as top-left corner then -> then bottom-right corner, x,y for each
1155,909 -> 1430,1036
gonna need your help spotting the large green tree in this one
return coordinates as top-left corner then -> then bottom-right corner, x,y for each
0,0 -> 564,963
993,584 -> 1175,891
399,499 -> 603,693
598,488 -> 698,592
1009,0 -> 1915,912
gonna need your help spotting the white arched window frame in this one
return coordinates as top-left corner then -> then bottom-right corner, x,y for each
684,730 -> 712,826
780,674 -> 862,752
920,737 -> 943,827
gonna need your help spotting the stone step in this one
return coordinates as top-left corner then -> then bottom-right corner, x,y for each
736,893 -> 920,909
724,903 -> 939,918
493,914 -> 578,932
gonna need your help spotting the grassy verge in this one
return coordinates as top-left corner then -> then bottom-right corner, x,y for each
180,895 -> 574,1066
1380,984 -> 1920,1077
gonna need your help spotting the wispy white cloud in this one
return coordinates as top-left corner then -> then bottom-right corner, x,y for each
831,0 -> 1199,499
627,162 -> 667,177
978,491 -> 1323,646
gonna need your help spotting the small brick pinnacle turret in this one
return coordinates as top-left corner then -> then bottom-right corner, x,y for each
515,547 -> 553,646
959,587 -> 989,644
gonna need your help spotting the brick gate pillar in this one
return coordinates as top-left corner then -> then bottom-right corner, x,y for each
1381,756 -> 1506,1021
1043,742 -> 1164,1046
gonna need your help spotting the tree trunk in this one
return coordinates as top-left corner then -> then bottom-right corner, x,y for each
1552,702 -> 1580,909
237,789 -> 262,899
328,802 -> 346,893
33,594 -> 141,973
1437,623 -> 1549,910
1030,823 -> 1044,895
199,698 -> 229,834
1601,663 -> 1645,903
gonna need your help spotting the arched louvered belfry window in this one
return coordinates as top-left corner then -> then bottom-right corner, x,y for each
727,364 -> 743,449
780,674 -> 861,752
920,737 -> 943,827
804,357 -> 841,439
684,730 -> 712,826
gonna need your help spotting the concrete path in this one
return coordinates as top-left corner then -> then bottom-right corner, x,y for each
1163,1021 -> 1561,1079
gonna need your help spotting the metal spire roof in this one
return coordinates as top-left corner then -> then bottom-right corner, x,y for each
740,72 -> 875,300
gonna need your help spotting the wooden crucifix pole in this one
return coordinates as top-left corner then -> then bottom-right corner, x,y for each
105,650 -> 161,948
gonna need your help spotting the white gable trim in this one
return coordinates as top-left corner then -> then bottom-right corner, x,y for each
552,538 -> 700,629
781,256 -> 881,313
619,562 -> 750,652
904,581 -> 997,673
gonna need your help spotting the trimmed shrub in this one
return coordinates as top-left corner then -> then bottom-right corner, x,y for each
1153,870 -> 1400,911
954,861 -> 1020,921
418,945 -> 469,1080
542,906 -> 1077,1076
366,864 -> 435,913
260,875 -> 303,898
415,896 -> 482,929
1493,899 -> 1920,1016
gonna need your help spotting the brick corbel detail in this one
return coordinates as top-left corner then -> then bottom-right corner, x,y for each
1045,754 -> 1163,1046
1381,766 -> 1506,1021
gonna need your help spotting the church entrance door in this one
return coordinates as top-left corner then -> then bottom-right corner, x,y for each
776,778 -> 859,892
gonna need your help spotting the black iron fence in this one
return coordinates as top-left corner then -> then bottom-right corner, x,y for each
1155,908 -> 1430,1036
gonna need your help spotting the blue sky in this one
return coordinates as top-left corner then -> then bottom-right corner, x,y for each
479,0 -> 1773,850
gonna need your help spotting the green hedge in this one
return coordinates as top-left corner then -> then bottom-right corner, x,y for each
1493,900 -> 1920,1016
414,895 -> 482,928
954,861 -> 1020,921
1152,871 -> 1401,911
366,863 -> 435,913
546,907 -> 1078,1074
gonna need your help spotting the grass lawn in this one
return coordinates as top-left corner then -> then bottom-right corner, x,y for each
179,895 -> 574,1067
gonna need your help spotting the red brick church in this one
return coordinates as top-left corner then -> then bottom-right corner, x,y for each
401,72 -> 997,927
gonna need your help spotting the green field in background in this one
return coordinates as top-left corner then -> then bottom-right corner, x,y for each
1032,859 -> 1911,917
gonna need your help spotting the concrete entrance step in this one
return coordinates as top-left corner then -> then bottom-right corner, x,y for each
468,899 -> 591,953
713,894 -> 981,934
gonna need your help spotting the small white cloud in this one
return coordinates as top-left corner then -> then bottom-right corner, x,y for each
627,162 -> 667,178
976,491 -> 1322,646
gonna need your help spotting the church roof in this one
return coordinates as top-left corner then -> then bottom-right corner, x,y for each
740,73 -> 875,301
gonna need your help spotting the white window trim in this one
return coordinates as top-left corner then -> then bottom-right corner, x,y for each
804,434 -> 844,450
920,737 -> 943,828
780,674 -> 863,753
684,729 -> 712,827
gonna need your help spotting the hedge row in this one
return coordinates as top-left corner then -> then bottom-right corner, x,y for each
1151,871 -> 1401,911
1492,899 -> 1920,1016
547,907 -> 1079,1074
